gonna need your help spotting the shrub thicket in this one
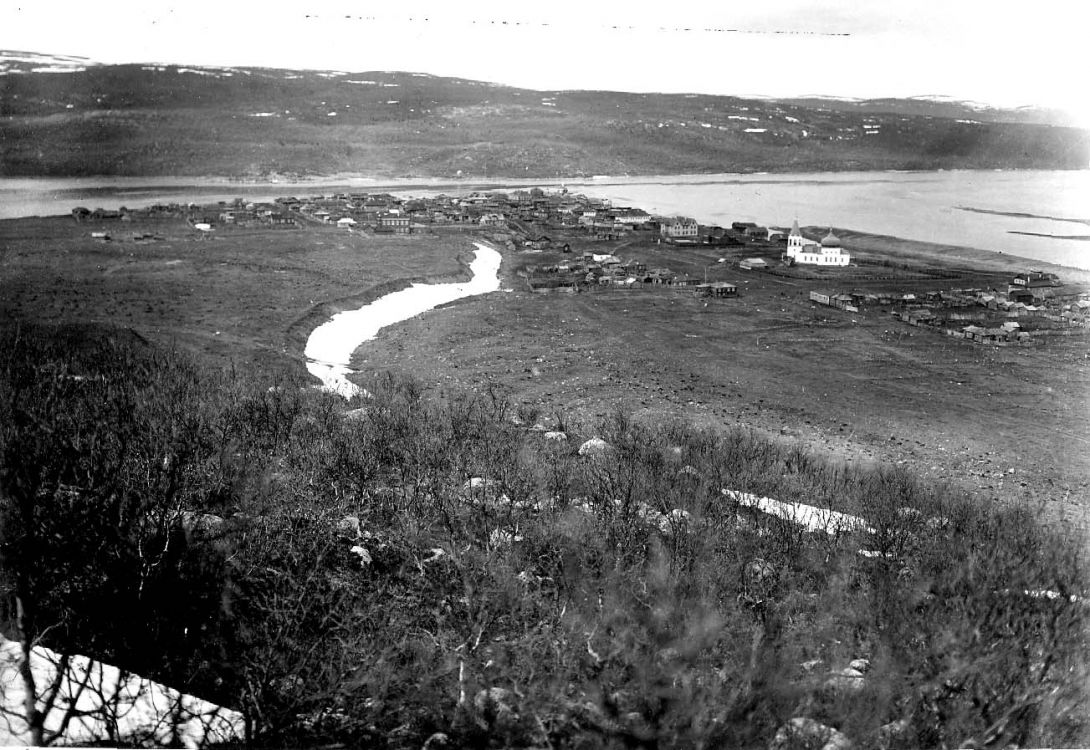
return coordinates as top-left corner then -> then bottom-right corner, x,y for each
0,324 -> 1085,748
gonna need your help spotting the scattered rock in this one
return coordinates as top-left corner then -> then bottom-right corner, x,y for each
770,717 -> 851,750
349,545 -> 372,566
336,515 -> 362,538
896,507 -> 923,521
488,528 -> 524,548
543,430 -> 568,441
926,516 -> 951,532
848,658 -> 870,673
655,508 -> 693,533
800,659 -> 824,673
578,437 -> 611,457
422,548 -> 446,564
464,477 -> 500,491
822,733 -> 853,750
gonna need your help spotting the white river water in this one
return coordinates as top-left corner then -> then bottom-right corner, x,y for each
303,242 -> 502,398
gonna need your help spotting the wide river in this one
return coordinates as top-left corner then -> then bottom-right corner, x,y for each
2,169 -> 1088,268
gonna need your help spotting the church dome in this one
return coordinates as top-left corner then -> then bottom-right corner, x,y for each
821,229 -> 841,247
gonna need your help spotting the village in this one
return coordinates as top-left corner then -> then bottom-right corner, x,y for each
71,187 -> 1090,348
809,269 -> 1090,346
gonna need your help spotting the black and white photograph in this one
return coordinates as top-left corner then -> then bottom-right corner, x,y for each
1,2 -> 1088,747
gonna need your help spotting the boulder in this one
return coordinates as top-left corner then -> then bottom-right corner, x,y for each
848,658 -> 870,673
770,717 -> 851,750
422,547 -> 446,564
464,477 -> 500,491
543,431 -> 568,441
349,545 -> 372,566
336,515 -> 362,538
667,508 -> 692,524
677,464 -> 701,479
578,437 -> 611,457
488,528 -> 524,548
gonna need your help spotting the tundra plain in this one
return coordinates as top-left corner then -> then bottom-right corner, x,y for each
2,215 -> 1087,525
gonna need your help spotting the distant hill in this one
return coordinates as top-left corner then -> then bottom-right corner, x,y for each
775,95 -> 1081,128
1,50 -> 1087,179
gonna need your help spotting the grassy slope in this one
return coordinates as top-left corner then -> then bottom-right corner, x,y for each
1,65 -> 1087,177
3,323 -> 1087,749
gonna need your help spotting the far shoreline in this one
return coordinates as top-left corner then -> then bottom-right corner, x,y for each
3,165 -> 1088,192
6,172 -> 1090,279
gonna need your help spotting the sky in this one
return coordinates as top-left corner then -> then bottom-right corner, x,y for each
4,0 -> 1089,126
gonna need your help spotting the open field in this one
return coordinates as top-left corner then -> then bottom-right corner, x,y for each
356,233 -> 1090,524
0,216 -> 481,376
2,215 -> 1088,525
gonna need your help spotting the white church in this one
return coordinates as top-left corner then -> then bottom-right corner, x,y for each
783,220 -> 851,266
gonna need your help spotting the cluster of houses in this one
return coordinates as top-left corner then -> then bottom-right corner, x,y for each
523,252 -> 738,296
216,189 -> 662,238
890,308 -> 1034,345
525,253 -> 654,292
810,273 -> 1088,345
73,188 -> 789,251
73,191 -> 854,278
73,201 -> 300,228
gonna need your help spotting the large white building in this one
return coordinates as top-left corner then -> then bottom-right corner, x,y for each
784,220 -> 850,266
660,217 -> 699,238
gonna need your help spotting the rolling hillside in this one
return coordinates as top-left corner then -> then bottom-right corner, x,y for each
1,50 -> 1087,178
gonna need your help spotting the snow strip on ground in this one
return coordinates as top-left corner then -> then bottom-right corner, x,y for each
0,635 -> 243,747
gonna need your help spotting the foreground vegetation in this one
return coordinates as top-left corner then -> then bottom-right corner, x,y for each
1,324 -> 1086,748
